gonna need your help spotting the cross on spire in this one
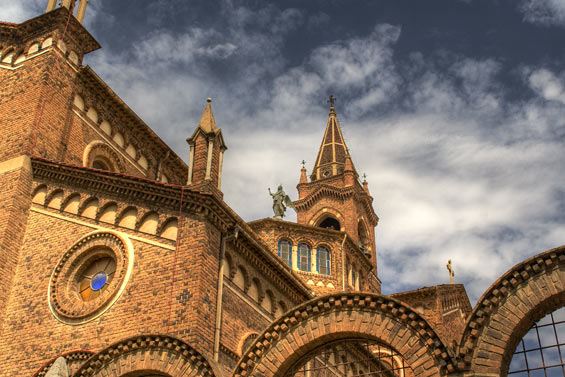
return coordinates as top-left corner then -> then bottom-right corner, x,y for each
301,160 -> 306,169
327,95 -> 336,107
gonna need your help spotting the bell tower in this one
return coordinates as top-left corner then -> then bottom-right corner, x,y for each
295,99 -> 379,265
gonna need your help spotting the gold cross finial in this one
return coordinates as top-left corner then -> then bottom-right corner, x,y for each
301,160 -> 306,169
446,259 -> 455,284
327,95 -> 336,107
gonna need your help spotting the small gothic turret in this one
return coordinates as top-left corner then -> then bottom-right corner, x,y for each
186,99 -> 227,197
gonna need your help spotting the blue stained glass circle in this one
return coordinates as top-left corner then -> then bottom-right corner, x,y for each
91,272 -> 107,291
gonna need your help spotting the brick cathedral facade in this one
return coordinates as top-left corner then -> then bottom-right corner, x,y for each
0,3 -> 563,377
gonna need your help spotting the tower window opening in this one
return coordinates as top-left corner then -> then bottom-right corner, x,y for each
92,159 -> 108,170
278,239 -> 292,267
297,243 -> 311,272
358,219 -> 370,256
319,217 -> 340,230
316,246 -> 331,275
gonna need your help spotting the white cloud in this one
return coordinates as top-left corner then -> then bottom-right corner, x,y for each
132,29 -> 237,66
0,0 -> 44,23
80,3 -> 564,305
528,68 -> 565,104
520,0 -> 565,26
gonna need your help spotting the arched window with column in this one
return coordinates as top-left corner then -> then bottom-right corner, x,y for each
278,239 -> 292,267
297,243 -> 311,272
316,246 -> 331,275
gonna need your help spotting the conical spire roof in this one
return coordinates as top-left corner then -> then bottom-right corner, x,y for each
198,98 -> 217,133
311,104 -> 357,181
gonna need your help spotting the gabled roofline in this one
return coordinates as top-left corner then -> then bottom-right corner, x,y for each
79,66 -> 188,181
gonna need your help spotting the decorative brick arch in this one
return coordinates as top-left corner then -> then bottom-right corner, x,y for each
459,245 -> 565,376
232,293 -> 456,377
32,350 -> 95,377
83,140 -> 124,173
74,334 -> 217,377
308,207 -> 345,231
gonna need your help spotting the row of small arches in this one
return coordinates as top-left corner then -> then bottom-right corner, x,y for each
1,36 -> 79,67
278,239 -> 331,275
72,94 -> 168,182
32,185 -> 178,240
223,253 -> 289,319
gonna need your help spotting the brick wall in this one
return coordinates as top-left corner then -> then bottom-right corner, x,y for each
0,160 -> 32,325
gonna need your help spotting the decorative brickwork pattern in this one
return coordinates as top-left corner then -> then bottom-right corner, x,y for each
233,292 -> 457,377
459,245 -> 565,376
73,335 -> 217,377
32,351 -> 95,377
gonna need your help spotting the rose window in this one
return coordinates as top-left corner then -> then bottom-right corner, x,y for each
78,257 -> 116,301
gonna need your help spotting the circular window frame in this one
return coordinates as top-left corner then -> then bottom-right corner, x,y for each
48,230 -> 134,325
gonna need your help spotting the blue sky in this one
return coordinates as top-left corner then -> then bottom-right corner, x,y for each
5,0 -> 565,303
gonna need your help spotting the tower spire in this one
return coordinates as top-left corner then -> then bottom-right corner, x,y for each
310,96 -> 357,181
295,96 -> 379,272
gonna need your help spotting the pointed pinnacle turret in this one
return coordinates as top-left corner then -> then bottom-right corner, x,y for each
362,173 -> 370,195
186,98 -> 227,196
299,160 -> 308,184
198,98 -> 217,133
311,98 -> 357,181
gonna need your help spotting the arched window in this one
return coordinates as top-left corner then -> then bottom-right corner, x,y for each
92,159 -> 110,171
318,216 -> 340,230
278,239 -> 292,267
297,243 -> 311,272
316,246 -> 331,275
351,268 -> 357,290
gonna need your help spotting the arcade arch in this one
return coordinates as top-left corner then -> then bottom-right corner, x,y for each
233,293 -> 455,377
459,245 -> 565,376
